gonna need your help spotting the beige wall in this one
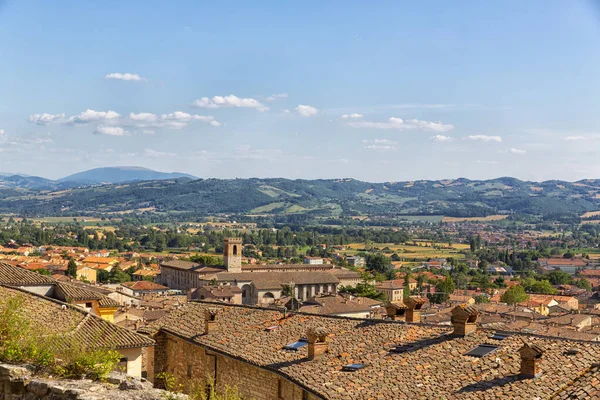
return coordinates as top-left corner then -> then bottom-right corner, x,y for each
119,347 -> 143,378
153,331 -> 321,400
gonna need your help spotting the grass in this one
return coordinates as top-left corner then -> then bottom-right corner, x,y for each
250,202 -> 285,213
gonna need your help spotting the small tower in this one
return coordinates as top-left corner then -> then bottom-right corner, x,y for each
224,238 -> 242,273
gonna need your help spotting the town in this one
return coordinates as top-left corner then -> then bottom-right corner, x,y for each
2,216 -> 600,398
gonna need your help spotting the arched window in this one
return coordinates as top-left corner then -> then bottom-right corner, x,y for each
232,244 -> 238,255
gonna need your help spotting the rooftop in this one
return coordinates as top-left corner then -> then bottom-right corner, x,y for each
0,261 -> 55,286
0,285 -> 153,350
143,301 -> 600,400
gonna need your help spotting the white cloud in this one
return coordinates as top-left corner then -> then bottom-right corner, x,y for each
144,149 -> 175,157
191,95 -> 268,111
130,112 -> 158,122
94,126 -> 128,136
0,130 -> 4,135
362,138 -> 397,150
431,135 -> 452,142
210,121 -> 222,127
509,148 -> 526,154
467,135 -> 502,142
105,72 -> 145,81
347,117 -> 453,132
266,93 -> 288,102
295,104 -> 318,117
70,109 -> 120,124
142,129 -> 155,135
28,113 -> 67,125
161,111 -> 214,122
341,113 -> 363,120
564,136 -> 586,141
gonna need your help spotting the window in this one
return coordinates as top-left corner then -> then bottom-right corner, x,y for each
490,333 -> 510,340
85,302 -> 93,308
390,345 -> 414,354
232,245 -> 238,255
464,344 -> 499,358
187,365 -> 192,378
342,363 -> 367,372
283,338 -> 308,351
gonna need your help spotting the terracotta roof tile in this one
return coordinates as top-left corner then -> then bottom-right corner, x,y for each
143,301 -> 600,399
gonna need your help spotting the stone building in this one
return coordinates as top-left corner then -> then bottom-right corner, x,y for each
142,300 -> 600,400
159,238 -> 361,306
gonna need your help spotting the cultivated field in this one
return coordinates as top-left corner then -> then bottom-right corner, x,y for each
342,242 -> 468,262
442,215 -> 509,223
581,211 -> 600,218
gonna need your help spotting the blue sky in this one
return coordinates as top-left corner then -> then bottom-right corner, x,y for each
1,0 -> 600,181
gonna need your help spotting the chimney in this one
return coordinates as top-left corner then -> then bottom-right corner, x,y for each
306,326 -> 329,360
518,342 -> 544,378
451,305 -> 479,337
386,302 -> 407,321
404,297 -> 426,323
204,307 -> 220,334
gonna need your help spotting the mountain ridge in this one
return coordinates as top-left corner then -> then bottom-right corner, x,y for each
1,175 -> 600,220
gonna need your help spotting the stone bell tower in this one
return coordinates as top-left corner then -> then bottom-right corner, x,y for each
223,238 -> 242,273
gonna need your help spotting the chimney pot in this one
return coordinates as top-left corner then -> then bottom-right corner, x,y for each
451,305 -> 479,337
204,307 -> 220,334
306,326 -> 329,360
404,297 -> 426,323
519,342 -> 544,378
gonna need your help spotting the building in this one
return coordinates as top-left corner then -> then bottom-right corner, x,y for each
141,300 -> 600,399
190,285 -> 243,304
298,294 -> 382,318
0,284 -> 153,377
76,265 -> 98,283
304,257 -> 324,265
81,256 -> 118,271
374,281 -> 404,302
120,281 -> 170,297
54,281 -> 121,322
159,238 -> 360,306
346,255 -> 365,268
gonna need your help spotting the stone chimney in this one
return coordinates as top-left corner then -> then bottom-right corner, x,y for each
204,307 -> 220,334
404,297 -> 426,323
451,305 -> 479,337
385,302 -> 407,321
306,326 -> 329,360
519,342 -> 544,378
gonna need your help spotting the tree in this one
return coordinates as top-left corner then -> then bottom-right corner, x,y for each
473,294 -> 490,304
366,253 -> 391,274
66,260 -> 78,278
501,285 -> 529,305
547,270 -> 572,285
575,278 -> 592,291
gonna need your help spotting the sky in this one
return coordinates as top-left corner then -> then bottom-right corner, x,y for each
1,1 -> 600,182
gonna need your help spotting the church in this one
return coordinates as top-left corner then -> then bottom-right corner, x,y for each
159,238 -> 361,305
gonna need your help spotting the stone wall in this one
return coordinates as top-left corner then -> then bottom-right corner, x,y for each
153,331 -> 321,400
0,363 -> 185,400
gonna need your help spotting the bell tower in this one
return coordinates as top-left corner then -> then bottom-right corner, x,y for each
223,238 -> 242,273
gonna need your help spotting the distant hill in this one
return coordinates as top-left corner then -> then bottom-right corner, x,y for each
59,167 -> 197,184
2,176 -> 600,221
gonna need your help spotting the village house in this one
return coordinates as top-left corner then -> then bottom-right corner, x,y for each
0,284 -> 153,377
297,293 -> 382,318
120,281 -> 170,297
81,256 -> 118,271
374,280 -> 404,302
141,300 -> 600,399
304,256 -> 324,265
190,285 -> 243,304
346,255 -> 365,267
